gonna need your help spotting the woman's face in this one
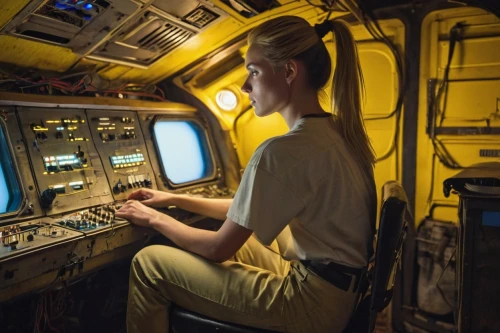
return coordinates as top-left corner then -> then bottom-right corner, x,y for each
241,44 -> 290,117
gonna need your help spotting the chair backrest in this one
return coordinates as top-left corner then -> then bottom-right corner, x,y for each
367,180 -> 408,332
343,180 -> 408,333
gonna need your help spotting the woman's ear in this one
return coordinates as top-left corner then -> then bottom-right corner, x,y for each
285,60 -> 298,86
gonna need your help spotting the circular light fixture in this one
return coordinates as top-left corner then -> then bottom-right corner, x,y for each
215,89 -> 238,111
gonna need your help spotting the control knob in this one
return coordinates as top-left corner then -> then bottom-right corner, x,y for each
40,189 -> 56,208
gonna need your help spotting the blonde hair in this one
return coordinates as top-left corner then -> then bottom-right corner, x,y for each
248,16 -> 376,171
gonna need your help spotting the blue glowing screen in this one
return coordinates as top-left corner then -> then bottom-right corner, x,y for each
154,120 -> 214,185
0,162 -> 8,213
482,211 -> 500,227
0,124 -> 22,215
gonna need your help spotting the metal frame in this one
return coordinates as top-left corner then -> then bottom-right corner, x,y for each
0,92 -> 197,112
151,114 -> 220,189
0,116 -> 27,220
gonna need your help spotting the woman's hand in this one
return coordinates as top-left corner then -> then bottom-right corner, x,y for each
127,188 -> 175,208
115,200 -> 165,228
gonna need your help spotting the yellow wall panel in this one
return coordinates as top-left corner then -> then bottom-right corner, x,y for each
359,43 -> 398,116
0,35 -> 79,72
366,118 -> 398,157
440,80 -> 500,120
415,7 -> 500,226
234,111 -> 288,167
439,35 -> 500,80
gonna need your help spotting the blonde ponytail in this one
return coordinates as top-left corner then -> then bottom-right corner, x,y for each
330,20 -> 376,171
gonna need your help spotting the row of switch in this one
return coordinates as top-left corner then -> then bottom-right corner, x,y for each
113,175 -> 152,194
99,131 -> 136,141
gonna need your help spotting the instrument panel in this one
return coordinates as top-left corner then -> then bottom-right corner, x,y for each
17,107 -> 114,215
0,97 -> 234,297
86,110 -> 157,201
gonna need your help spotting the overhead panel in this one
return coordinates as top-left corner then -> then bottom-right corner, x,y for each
0,0 -> 140,53
89,9 -> 196,67
0,0 -> 226,69
88,0 -> 226,68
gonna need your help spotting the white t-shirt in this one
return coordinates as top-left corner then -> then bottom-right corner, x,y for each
227,116 -> 376,268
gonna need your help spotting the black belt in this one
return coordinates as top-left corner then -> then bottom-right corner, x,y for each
300,260 -> 367,293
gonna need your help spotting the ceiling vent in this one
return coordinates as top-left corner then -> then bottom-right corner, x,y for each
1,0 -> 139,53
89,10 -> 196,67
183,6 -> 219,29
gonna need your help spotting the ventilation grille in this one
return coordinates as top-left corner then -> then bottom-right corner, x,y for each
480,149 -> 500,157
184,6 -> 219,29
136,20 -> 194,54
90,11 -> 196,67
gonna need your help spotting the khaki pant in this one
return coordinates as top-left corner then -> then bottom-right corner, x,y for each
127,236 -> 359,333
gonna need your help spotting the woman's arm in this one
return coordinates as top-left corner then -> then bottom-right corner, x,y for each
170,195 -> 232,221
116,200 -> 252,262
127,189 -> 232,221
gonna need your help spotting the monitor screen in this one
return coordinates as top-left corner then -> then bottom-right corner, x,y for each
154,119 -> 215,186
482,211 -> 500,227
0,122 -> 22,215
0,161 -> 9,213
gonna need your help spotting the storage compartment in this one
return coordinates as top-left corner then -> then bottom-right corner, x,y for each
416,219 -> 457,316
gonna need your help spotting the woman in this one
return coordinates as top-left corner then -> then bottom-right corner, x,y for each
116,15 -> 376,333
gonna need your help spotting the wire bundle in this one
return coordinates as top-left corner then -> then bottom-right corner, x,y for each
0,70 -> 166,101
34,287 -> 70,333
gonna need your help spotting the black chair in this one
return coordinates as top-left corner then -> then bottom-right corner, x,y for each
170,181 -> 408,333
343,180 -> 409,333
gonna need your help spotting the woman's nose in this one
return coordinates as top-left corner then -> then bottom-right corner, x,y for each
241,80 -> 251,94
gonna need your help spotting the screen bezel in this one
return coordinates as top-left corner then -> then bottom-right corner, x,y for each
152,115 -> 218,189
0,117 -> 26,219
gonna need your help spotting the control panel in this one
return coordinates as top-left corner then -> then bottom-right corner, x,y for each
55,203 -> 128,235
0,101 -> 236,297
17,108 -> 114,215
86,110 -> 157,200
0,219 -> 83,261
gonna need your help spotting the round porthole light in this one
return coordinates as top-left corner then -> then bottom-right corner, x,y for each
216,89 -> 238,111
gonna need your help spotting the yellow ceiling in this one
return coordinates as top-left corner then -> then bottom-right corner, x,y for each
0,0 -> 327,84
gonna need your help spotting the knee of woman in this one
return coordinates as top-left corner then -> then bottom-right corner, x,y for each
130,245 -> 165,275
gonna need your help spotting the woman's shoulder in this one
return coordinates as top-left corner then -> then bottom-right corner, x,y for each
248,134 -> 309,173
248,136 -> 282,166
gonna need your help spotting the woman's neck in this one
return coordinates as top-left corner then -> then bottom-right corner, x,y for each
279,91 -> 326,129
